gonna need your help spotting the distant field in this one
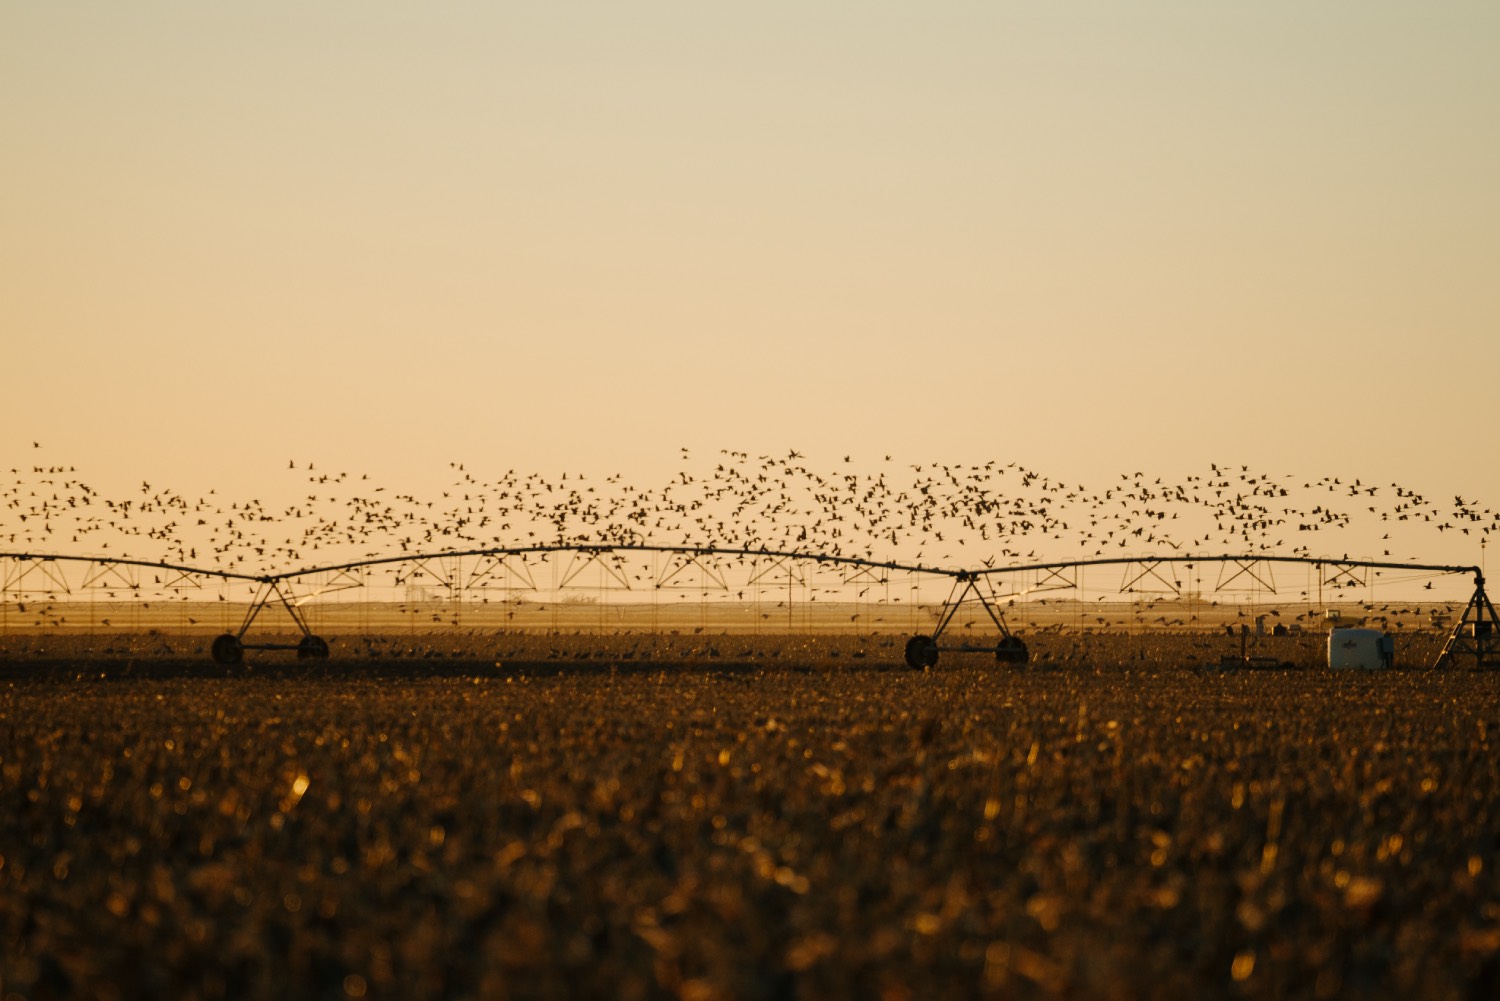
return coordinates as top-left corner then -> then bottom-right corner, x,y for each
0,627 -> 1457,674
0,595 -> 1465,674
0,598 -> 1465,634
1,666 -> 1497,999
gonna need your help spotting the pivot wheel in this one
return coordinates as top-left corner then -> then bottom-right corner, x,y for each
995,635 -> 1029,666
211,633 -> 243,666
904,635 -> 939,670
297,635 -> 330,660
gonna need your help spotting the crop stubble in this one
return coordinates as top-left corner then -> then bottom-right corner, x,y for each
1,645 -> 1498,999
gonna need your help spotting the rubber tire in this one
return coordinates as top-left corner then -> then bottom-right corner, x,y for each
211,633 -> 243,666
995,635 -> 1029,666
297,635 -> 330,660
904,635 -> 939,670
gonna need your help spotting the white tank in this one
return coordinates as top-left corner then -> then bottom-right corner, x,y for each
1327,627 -> 1394,670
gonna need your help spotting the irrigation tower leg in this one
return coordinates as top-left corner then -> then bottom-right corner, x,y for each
904,574 -> 1027,669
1434,572 -> 1500,670
210,578 -> 329,665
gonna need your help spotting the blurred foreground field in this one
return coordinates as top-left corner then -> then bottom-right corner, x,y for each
2,656 -> 1498,1000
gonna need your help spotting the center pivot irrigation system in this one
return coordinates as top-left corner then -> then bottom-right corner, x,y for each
2,547 -> 1498,670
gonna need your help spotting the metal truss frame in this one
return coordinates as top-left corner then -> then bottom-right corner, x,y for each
930,573 -> 1016,646
652,551 -> 731,592
1,549 -> 1488,669
1435,572 -> 1500,670
236,578 -> 316,644
1214,558 -> 1278,594
1119,559 -> 1186,596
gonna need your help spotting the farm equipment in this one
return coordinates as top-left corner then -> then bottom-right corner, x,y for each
904,572 -> 1028,669
210,577 -> 330,665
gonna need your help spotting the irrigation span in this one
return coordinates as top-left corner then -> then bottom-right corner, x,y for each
2,547 -> 1496,670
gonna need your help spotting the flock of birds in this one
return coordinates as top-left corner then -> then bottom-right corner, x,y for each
3,447 -> 1497,585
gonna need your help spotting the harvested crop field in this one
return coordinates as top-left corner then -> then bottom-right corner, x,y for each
2,639 -> 1498,999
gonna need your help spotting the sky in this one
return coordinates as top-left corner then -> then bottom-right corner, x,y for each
4,1 -> 1498,572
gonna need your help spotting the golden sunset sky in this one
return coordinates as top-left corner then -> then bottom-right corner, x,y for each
4,2 -> 1497,567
